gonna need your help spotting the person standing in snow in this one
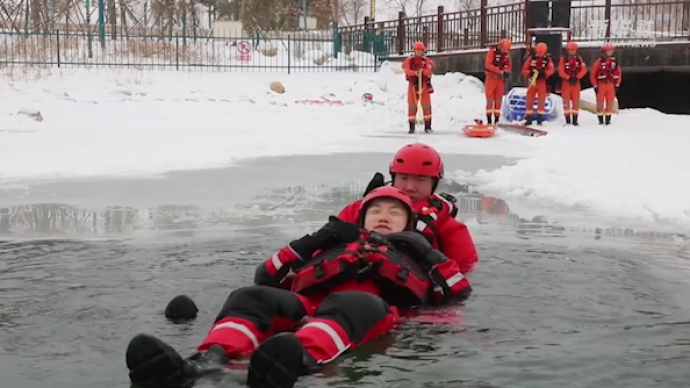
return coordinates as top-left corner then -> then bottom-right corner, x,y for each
590,43 -> 622,125
402,42 -> 434,134
521,42 -> 554,126
484,38 -> 512,124
558,42 -> 587,126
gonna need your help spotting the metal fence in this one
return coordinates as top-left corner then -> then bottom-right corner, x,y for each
340,0 -> 690,56
0,30 -> 381,73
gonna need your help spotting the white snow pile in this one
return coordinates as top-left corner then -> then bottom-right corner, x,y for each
2,62 -> 690,231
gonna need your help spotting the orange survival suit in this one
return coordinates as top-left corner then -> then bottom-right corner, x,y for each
590,43 -> 622,125
521,42 -> 555,125
558,42 -> 587,126
484,38 -> 512,124
402,41 -> 434,134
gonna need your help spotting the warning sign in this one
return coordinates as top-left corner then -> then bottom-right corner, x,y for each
237,41 -> 252,62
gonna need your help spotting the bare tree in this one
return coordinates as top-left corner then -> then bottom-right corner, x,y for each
456,0 -> 479,11
384,0 -> 426,17
338,0 -> 366,25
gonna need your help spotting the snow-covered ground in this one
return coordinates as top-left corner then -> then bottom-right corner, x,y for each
1,62 -> 689,231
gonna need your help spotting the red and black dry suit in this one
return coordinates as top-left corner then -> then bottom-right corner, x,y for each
197,231 -> 470,365
339,193 -> 478,275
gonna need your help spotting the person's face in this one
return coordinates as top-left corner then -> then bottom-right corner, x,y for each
393,173 -> 434,201
414,49 -> 424,57
604,49 -> 613,56
567,49 -> 576,55
363,199 -> 409,235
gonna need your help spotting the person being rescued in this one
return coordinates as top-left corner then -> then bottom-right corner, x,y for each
125,186 -> 471,388
484,38 -> 512,124
402,41 -> 434,134
590,42 -> 622,125
521,42 -> 555,126
558,42 -> 587,126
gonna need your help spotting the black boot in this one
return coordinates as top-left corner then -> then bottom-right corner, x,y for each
424,120 -> 433,133
572,114 -> 579,126
486,114 -> 493,124
604,115 -> 611,125
494,115 -> 500,124
597,115 -> 604,125
127,334 -> 199,387
408,122 -> 415,134
565,115 -> 571,125
537,114 -> 543,125
126,334 -> 229,387
247,332 -> 317,388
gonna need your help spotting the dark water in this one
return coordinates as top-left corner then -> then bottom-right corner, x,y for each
1,153 -> 690,388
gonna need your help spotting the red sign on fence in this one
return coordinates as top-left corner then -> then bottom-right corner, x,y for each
237,41 -> 252,62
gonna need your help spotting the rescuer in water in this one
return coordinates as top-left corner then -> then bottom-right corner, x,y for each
337,143 -> 478,276
126,186 -> 471,388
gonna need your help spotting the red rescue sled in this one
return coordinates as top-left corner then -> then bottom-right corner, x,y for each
463,123 -> 497,138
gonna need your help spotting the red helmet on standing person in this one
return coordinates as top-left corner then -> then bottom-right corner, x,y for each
359,186 -> 414,230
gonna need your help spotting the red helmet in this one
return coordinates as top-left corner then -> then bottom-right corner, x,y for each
413,41 -> 426,51
389,143 -> 444,179
359,186 -> 413,229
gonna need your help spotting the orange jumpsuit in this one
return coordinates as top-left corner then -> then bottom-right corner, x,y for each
558,54 -> 587,120
521,55 -> 555,121
484,47 -> 511,122
402,56 -> 433,124
590,56 -> 622,119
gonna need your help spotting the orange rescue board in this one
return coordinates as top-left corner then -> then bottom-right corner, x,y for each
463,124 -> 497,138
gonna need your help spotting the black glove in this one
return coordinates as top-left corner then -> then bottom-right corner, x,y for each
615,85 -> 620,94
289,216 -> 361,259
537,70 -> 546,79
569,76 -> 577,85
594,87 -> 598,95
384,231 -> 447,268
363,172 -> 385,197
502,71 -> 510,79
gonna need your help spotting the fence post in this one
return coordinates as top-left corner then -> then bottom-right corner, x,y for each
175,33 -> 180,71
437,6 -> 445,53
480,0 -> 487,47
396,11 -> 405,55
56,30 -> 61,68
604,0 -> 612,39
332,21 -> 339,59
287,35 -> 291,75
97,0 -> 105,48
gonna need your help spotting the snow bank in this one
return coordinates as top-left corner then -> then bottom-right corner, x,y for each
468,108 -> 690,229
2,64 -> 689,231
0,64 -> 542,182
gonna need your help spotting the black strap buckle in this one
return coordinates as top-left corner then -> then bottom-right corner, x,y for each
397,266 -> 409,282
314,262 -> 325,279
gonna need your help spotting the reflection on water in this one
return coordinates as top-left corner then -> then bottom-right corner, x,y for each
1,181 -> 687,250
